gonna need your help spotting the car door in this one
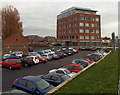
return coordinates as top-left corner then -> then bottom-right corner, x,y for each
26,81 -> 37,94
71,66 -> 80,73
15,79 -> 28,92
51,75 -> 61,86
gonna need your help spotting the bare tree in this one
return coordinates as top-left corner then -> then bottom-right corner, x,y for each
2,5 -> 23,39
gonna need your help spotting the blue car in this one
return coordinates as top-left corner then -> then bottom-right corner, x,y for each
39,73 -> 70,86
12,76 -> 54,95
2,54 -> 20,61
72,59 -> 90,68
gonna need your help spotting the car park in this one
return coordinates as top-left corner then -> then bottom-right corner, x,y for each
12,76 -> 54,95
39,73 -> 70,86
49,68 -> 76,77
26,56 -> 40,64
72,59 -> 90,68
1,59 -> 22,69
20,57 -> 34,67
64,64 -> 84,73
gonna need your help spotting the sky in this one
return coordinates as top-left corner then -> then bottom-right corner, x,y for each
0,0 -> 119,38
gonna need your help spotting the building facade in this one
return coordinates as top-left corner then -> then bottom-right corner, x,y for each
3,34 -> 29,54
57,7 -> 101,47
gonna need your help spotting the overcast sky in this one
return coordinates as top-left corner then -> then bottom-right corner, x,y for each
1,0 -> 119,38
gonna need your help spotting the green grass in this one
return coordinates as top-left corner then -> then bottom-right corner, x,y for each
53,50 -> 119,94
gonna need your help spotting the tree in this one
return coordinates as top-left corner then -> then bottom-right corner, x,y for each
2,5 -> 23,39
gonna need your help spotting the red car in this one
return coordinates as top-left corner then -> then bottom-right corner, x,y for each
81,58 -> 94,64
64,64 -> 83,73
74,47 -> 80,50
39,58 -> 47,63
2,59 -> 22,69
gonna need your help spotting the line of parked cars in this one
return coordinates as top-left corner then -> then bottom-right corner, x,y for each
1,47 -> 78,70
10,49 -> 110,94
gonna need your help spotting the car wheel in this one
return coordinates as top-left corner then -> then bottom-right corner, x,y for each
39,60 -> 42,63
9,66 -> 12,70
24,64 -> 28,67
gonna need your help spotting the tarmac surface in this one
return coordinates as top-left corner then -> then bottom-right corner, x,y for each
2,50 -> 94,92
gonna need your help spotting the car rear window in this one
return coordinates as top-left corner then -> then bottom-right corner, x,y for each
14,60 -> 21,63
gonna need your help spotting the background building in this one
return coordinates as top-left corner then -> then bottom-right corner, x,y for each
3,34 -> 29,54
57,7 -> 101,47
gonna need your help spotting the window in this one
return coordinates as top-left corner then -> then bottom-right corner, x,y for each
90,30 -> 94,33
80,29 -> 84,33
80,36 -> 84,39
91,36 -> 95,39
42,75 -> 52,79
91,24 -> 94,27
71,23 -> 74,27
17,79 -> 27,87
79,23 -> 84,26
66,65 -> 73,69
56,70 -> 65,74
80,15 -> 84,20
85,29 -> 89,33
27,81 -> 35,89
96,24 -> 100,27
96,30 -> 100,33
90,17 -> 94,21
96,18 -> 99,21
71,30 -> 74,33
85,23 -> 89,27
85,36 -> 89,39
73,66 -> 79,70
71,36 -> 74,39
51,75 -> 60,81
86,17 -> 90,20
96,36 -> 100,39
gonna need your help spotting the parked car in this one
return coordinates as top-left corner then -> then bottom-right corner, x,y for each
28,48 -> 34,52
74,47 -> 80,50
26,56 -> 40,64
20,57 -> 34,67
55,52 -> 64,58
64,64 -> 84,73
12,76 -> 54,95
39,73 -> 70,86
29,52 -> 41,58
81,58 -> 94,64
49,68 -> 76,77
41,54 -> 52,61
52,53 -> 60,59
91,47 -> 97,51
85,46 -> 91,51
11,51 -> 23,58
2,54 -> 20,61
2,59 -> 22,69
4,89 -> 29,94
72,59 -> 90,68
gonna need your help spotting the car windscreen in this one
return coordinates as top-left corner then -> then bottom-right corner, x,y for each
64,69 -> 71,74
35,79 -> 50,90
61,75 -> 70,80
41,55 -> 47,58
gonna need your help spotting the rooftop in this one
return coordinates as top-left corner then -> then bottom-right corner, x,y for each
61,7 -> 97,14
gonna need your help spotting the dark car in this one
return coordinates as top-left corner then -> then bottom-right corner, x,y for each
20,57 -> 34,67
55,52 -> 64,58
62,50 -> 73,56
12,76 -> 54,95
72,59 -> 90,68
39,73 -> 70,86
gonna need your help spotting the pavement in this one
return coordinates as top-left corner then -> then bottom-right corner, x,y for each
2,50 -> 94,93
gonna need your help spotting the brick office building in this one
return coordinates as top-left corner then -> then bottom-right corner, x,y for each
57,7 -> 101,47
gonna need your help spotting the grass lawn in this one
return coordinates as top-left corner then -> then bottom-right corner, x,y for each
53,50 -> 119,94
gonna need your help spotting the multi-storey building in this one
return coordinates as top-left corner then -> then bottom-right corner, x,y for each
57,7 -> 101,47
